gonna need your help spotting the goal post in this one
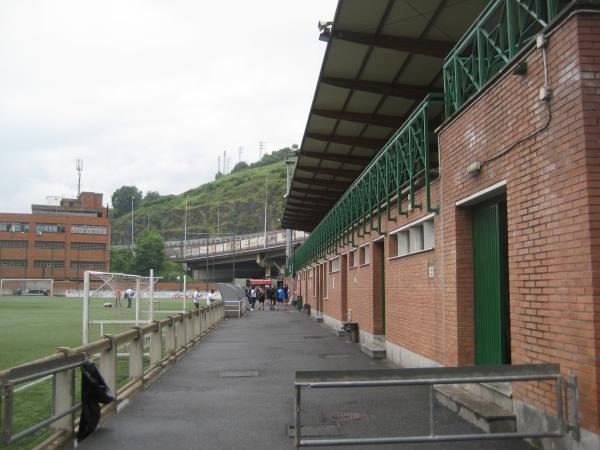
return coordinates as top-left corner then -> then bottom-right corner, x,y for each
0,278 -> 54,296
82,270 -> 157,345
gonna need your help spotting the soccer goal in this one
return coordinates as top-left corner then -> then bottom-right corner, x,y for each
0,278 -> 54,296
82,270 -> 159,345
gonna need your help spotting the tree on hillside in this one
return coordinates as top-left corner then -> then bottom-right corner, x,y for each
231,161 -> 249,173
111,186 -> 143,217
134,230 -> 165,275
250,144 -> 298,168
110,248 -> 134,273
144,191 -> 160,203
215,171 -> 223,180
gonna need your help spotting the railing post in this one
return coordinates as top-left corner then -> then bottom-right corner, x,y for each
129,327 -> 144,382
185,312 -> 193,347
165,318 -> 176,359
175,314 -> 185,353
193,309 -> 201,340
150,321 -> 162,367
100,335 -> 118,414
51,360 -> 75,448
200,307 -> 207,335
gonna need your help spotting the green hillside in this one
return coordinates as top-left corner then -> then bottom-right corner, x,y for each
110,160 -> 291,244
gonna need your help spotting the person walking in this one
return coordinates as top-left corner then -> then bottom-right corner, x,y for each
250,286 -> 257,311
276,285 -> 285,310
115,288 -> 122,307
206,289 -> 214,306
258,287 -> 265,311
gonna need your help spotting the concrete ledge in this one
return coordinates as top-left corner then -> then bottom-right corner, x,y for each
331,329 -> 345,337
434,384 -> 516,433
310,315 -> 324,323
360,343 -> 386,359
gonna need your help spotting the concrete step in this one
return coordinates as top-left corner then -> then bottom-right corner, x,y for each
331,329 -> 345,337
360,343 -> 386,359
434,384 -> 516,433
310,315 -> 324,323
462,382 -> 513,412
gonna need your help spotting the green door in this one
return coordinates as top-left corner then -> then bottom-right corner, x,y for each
472,199 -> 510,365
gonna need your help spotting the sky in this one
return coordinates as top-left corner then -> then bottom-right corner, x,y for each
0,0 -> 338,213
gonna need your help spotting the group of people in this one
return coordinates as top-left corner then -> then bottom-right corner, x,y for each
192,288 -> 215,309
246,284 -> 288,311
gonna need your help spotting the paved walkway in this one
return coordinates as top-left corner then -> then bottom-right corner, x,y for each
80,308 -> 532,449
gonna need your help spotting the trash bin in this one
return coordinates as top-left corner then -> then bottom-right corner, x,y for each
344,323 -> 359,343
296,295 -> 303,311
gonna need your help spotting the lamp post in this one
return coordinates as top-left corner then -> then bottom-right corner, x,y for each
130,195 -> 134,253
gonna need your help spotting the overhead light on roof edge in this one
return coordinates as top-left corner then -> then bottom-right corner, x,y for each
318,20 -> 333,42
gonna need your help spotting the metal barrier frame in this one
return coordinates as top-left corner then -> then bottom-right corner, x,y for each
294,364 -> 578,447
0,300 -> 225,448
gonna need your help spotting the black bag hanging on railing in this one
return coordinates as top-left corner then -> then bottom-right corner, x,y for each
77,359 -> 114,442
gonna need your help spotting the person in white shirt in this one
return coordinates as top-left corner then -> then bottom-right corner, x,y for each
193,289 -> 200,309
206,289 -> 214,305
125,288 -> 134,308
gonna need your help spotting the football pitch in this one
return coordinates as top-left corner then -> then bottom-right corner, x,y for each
0,295 -> 202,371
1,295 -> 206,449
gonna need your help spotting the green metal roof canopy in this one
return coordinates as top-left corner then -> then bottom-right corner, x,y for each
282,0 -> 489,231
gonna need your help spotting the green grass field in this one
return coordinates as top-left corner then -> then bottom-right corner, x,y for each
0,295 -> 206,449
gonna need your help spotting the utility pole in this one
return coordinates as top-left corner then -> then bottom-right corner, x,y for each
130,196 -> 134,252
217,203 -> 220,236
218,155 -> 221,174
259,141 -> 266,161
183,197 -> 188,259
223,150 -> 227,174
285,157 -> 294,269
238,146 -> 244,163
76,159 -> 83,197
263,174 -> 268,248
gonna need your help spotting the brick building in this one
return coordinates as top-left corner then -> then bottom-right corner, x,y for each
283,1 -> 600,449
0,192 -> 110,284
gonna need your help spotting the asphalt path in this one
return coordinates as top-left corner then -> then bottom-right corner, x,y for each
79,307 -> 532,449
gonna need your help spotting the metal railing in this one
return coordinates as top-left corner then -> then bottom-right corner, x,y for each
0,301 -> 225,448
293,364 -> 579,447
443,0 -> 570,118
292,94 -> 443,272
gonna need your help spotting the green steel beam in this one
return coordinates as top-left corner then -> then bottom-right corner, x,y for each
290,94 -> 443,273
443,0 -> 570,118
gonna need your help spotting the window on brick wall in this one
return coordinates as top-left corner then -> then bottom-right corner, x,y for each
71,261 -> 105,270
0,240 -> 28,248
35,241 -> 65,249
71,242 -> 106,250
329,257 -> 340,273
33,260 -> 65,268
0,222 -> 29,232
390,216 -> 435,258
349,250 -> 357,268
71,225 -> 107,235
35,223 -> 65,233
359,245 -> 369,265
0,260 -> 26,268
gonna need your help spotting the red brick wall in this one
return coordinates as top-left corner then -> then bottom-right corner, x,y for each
0,212 -> 110,282
439,14 -> 600,432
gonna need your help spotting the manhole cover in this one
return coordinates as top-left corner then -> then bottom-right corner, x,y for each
219,370 -> 259,378
287,424 -> 342,438
328,412 -> 368,425
304,336 -> 325,339
319,353 -> 352,359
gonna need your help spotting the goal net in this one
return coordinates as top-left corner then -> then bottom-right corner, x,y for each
82,270 -> 158,345
0,278 -> 54,296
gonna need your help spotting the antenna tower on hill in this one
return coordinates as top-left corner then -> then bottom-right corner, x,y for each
76,159 -> 83,196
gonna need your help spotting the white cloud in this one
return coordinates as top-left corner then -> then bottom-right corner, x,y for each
0,0 -> 337,211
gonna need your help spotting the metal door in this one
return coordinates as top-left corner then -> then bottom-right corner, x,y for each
472,199 -> 510,365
